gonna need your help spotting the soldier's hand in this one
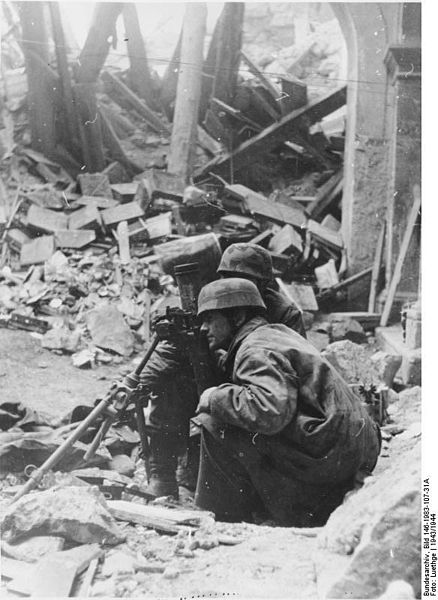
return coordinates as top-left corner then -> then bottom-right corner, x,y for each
196,387 -> 217,414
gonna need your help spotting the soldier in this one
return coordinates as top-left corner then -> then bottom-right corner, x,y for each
193,278 -> 381,525
138,243 -> 308,498
217,242 -> 306,337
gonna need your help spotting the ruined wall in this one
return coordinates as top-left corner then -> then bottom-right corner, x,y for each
332,2 -> 420,310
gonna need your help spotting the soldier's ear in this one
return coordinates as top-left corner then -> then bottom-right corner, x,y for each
233,308 -> 247,328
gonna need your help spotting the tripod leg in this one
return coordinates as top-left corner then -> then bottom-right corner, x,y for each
134,397 -> 151,481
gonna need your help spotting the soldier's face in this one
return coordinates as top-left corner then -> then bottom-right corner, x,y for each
200,311 -> 233,351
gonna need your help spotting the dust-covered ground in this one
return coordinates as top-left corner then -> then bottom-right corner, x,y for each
0,328 -> 420,598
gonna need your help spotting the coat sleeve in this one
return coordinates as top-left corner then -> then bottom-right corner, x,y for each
139,340 -> 192,392
208,347 -> 299,435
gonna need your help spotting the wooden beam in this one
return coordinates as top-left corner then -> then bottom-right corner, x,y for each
18,2 -> 57,158
98,106 -> 142,175
240,51 -> 282,109
101,70 -> 170,136
368,223 -> 385,312
380,186 -> 421,326
167,3 -> 207,181
309,170 -> 344,220
76,3 -> 123,83
200,3 -> 245,120
48,2 -> 78,151
160,30 -> 182,118
194,85 -> 347,179
73,83 -> 106,172
122,3 -> 157,110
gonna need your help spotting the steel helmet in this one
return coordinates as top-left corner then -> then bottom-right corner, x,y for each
197,278 -> 267,316
217,243 -> 273,281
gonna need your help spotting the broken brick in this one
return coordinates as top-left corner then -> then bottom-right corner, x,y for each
20,236 -> 55,265
54,229 -> 96,249
78,173 -> 113,197
27,205 -> 68,234
101,202 -> 144,227
68,204 -> 102,231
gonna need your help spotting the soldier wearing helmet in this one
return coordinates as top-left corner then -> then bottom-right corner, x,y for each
193,278 -> 381,526
217,243 -> 307,338
136,244 -> 306,499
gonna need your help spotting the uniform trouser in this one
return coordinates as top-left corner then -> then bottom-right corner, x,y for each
194,419 -> 364,527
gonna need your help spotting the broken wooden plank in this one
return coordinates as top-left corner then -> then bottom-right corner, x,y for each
20,235 -> 55,265
317,266 -> 373,299
101,202 -> 144,227
98,106 -> 143,176
308,169 -> 343,220
307,219 -> 343,251
76,557 -> 99,598
68,204 -> 101,230
195,85 -> 347,178
101,70 -> 170,136
369,225 -> 386,312
197,125 -> 225,156
76,3 -> 124,83
380,186 -> 421,326
54,229 -> 96,249
250,229 -> 274,248
107,499 -> 211,528
368,223 -> 386,313
117,221 -> 130,264
76,195 -> 119,210
211,97 -> 263,131
225,184 -> 307,229
27,205 -> 68,233
268,224 -> 303,256
240,50 -> 282,107
78,173 -> 113,198
278,76 -> 308,114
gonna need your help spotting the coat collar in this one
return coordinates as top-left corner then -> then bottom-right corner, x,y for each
223,316 -> 268,373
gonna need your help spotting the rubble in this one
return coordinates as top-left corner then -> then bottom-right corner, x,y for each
86,305 -> 135,357
1,485 -> 125,545
316,441 -> 421,599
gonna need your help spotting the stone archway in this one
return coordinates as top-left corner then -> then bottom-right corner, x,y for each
329,3 -> 420,312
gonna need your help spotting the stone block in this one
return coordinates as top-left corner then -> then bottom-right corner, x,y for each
268,224 -> 303,256
1,485 -> 125,545
27,205 -> 68,233
54,229 -> 96,249
111,182 -> 139,203
370,351 -> 402,387
316,441 -> 421,599
101,202 -> 144,227
68,204 -> 102,231
322,340 -> 380,385
86,304 -> 134,356
329,317 -> 367,344
20,236 -> 55,266
78,173 -> 113,197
